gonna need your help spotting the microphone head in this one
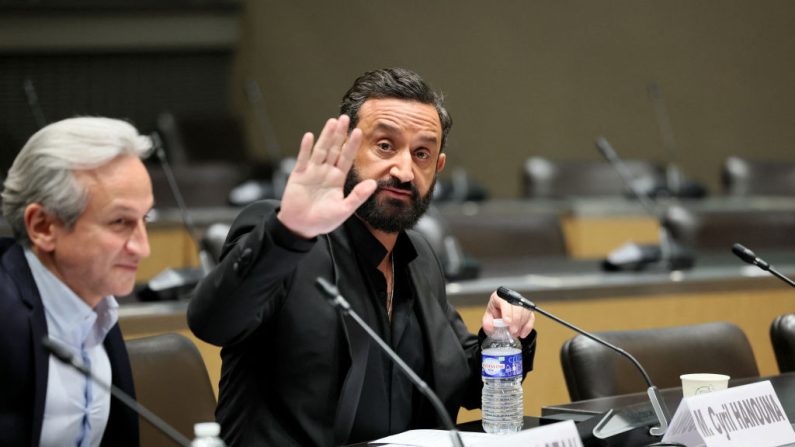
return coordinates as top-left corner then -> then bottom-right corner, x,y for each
42,336 -> 75,365
496,287 -> 536,310
731,243 -> 756,265
315,277 -> 338,299
595,137 -> 616,160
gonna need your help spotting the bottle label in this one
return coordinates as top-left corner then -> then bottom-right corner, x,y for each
481,352 -> 522,378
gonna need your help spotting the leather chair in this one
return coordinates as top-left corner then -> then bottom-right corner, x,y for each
439,204 -> 567,258
662,206 -> 795,252
560,322 -> 759,401
722,156 -> 795,196
771,313 -> 795,373
126,333 -> 216,446
522,156 -> 666,198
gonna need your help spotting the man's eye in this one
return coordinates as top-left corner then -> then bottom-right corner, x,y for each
415,151 -> 430,160
377,142 -> 392,151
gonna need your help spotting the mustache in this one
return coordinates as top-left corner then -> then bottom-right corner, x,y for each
377,177 -> 416,193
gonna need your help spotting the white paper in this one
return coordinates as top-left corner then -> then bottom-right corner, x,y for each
369,429 -> 491,447
369,421 -> 582,447
663,380 -> 795,447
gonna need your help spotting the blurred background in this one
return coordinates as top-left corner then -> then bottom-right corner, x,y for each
2,0 -> 794,197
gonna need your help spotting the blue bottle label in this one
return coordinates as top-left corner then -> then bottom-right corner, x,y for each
481,352 -> 522,378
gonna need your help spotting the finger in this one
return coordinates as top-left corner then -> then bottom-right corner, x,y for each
293,132 -> 314,172
310,118 -> 337,164
519,311 -> 536,339
336,128 -> 362,172
324,115 -> 350,165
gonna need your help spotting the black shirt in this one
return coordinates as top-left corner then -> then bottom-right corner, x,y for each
343,217 -> 432,443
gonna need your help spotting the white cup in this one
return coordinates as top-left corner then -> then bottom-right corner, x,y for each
680,373 -> 730,397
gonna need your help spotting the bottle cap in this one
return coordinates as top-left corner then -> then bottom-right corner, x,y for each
194,422 -> 221,437
493,318 -> 507,328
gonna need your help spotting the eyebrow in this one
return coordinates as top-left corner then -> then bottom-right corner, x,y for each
373,122 -> 440,146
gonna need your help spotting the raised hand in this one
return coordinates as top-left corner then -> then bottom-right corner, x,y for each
277,115 -> 377,239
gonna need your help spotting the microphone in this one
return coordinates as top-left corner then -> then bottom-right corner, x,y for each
496,287 -> 670,437
596,137 -> 695,272
732,243 -> 795,288
139,133 -> 212,301
314,277 -> 465,447
41,337 -> 192,447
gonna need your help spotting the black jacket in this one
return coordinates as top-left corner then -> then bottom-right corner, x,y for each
188,201 -> 536,446
0,238 -> 139,447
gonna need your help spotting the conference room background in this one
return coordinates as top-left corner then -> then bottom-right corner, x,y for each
1,0 -> 794,198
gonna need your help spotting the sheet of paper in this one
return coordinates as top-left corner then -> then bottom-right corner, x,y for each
369,429 -> 491,447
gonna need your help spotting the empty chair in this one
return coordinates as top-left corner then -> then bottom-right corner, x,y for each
722,156 -> 795,196
771,313 -> 795,374
438,202 -> 567,259
126,333 -> 216,446
560,322 -> 759,401
522,156 -> 666,199
663,206 -> 795,252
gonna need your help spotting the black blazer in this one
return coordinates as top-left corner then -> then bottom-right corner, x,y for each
0,238 -> 139,447
188,201 -> 536,446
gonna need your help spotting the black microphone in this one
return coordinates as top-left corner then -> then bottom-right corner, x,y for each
496,287 -> 670,437
732,243 -> 795,288
314,277 -> 465,447
138,133 -> 211,301
596,137 -> 695,272
41,337 -> 192,447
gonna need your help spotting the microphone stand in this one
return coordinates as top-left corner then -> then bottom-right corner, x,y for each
496,287 -> 670,437
315,277 -> 465,447
596,137 -> 694,271
151,132 -> 213,275
41,337 -> 191,447
732,243 -> 795,288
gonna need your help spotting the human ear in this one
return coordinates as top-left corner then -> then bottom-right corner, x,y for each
24,203 -> 58,252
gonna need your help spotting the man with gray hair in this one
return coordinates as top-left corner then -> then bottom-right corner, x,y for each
0,117 -> 154,446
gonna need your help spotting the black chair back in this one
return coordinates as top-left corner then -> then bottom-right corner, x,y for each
771,313 -> 795,373
560,322 -> 759,401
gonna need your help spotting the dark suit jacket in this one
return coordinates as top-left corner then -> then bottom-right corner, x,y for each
0,238 -> 139,447
188,201 -> 536,446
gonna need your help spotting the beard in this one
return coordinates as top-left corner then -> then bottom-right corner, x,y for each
343,165 -> 435,233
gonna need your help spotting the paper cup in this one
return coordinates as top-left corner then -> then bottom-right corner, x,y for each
680,373 -> 730,397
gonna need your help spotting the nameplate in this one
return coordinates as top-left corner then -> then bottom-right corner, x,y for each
470,420 -> 583,447
662,380 -> 795,447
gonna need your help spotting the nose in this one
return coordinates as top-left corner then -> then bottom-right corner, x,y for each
389,149 -> 415,183
126,220 -> 151,258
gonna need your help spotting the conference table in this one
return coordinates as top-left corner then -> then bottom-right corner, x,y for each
346,373 -> 795,446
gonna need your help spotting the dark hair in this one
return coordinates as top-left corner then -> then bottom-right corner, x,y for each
340,68 -> 452,151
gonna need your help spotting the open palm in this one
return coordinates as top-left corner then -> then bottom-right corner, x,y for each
277,115 -> 377,239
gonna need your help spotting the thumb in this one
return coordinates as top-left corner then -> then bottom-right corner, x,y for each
343,179 -> 377,210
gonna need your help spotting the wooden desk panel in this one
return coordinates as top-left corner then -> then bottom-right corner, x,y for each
561,215 -> 660,259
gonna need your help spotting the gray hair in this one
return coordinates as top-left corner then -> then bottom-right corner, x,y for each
1,117 -> 152,244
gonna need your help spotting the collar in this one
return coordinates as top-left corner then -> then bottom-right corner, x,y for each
24,248 -> 119,350
343,217 -> 418,268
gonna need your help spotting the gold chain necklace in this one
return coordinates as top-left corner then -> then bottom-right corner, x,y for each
386,253 -> 395,322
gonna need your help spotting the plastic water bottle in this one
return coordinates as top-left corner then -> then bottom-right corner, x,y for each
192,422 -> 226,447
481,318 -> 523,434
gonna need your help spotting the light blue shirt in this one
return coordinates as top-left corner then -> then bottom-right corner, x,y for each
25,249 -> 119,447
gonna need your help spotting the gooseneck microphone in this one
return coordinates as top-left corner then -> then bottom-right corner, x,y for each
732,243 -> 795,288
151,133 -> 213,275
315,277 -> 465,447
596,137 -> 695,272
496,287 -> 670,437
41,337 -> 192,447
